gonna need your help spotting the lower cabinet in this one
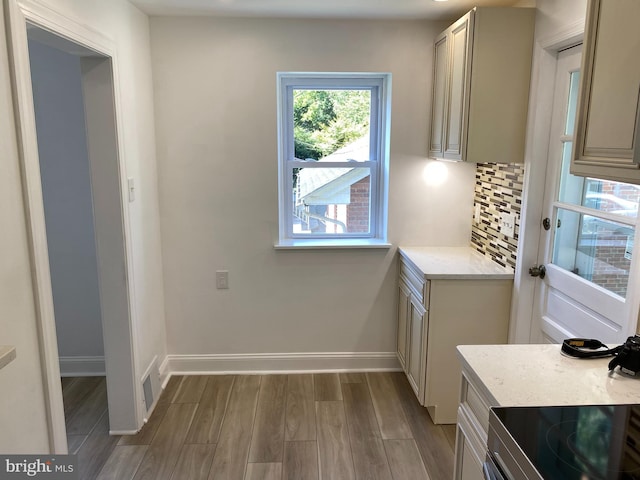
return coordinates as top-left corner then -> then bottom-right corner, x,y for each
396,255 -> 511,424
454,373 -> 493,480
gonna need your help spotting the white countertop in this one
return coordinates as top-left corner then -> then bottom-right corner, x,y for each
458,344 -> 640,407
0,346 -> 16,371
398,246 -> 514,280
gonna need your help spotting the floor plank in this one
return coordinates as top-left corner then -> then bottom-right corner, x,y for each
391,372 -> 454,480
132,403 -> 198,480
340,372 -> 366,383
62,377 -> 102,417
249,375 -> 287,463
170,444 -> 216,480
443,425 -> 457,451
314,373 -> 342,401
283,441 -> 318,480
284,374 -> 316,442
341,383 -> 393,480
67,434 -> 87,455
245,463 -> 282,480
208,375 -> 261,480
186,376 -> 235,444
61,376 -> 79,391
77,410 -> 120,480
66,378 -> 108,435
96,445 -> 148,480
315,401 -> 355,480
384,439 -> 430,480
172,375 -> 208,403
119,401 -> 171,446
366,372 -> 413,440
161,376 -> 185,404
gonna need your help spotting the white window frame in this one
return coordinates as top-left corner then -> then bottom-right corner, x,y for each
276,72 -> 391,248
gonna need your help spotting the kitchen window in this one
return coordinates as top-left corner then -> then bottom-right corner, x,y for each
275,73 -> 391,248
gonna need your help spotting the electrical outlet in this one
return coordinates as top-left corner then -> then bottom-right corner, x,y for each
474,204 -> 481,224
216,270 -> 229,289
500,213 -> 516,238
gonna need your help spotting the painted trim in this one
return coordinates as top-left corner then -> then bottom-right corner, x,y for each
510,21 -> 585,344
539,18 -> 585,52
109,429 -> 140,436
59,356 -> 106,377
159,355 -> 170,386
5,0 -> 67,454
140,355 -> 158,383
5,0 -> 142,452
166,352 -> 400,374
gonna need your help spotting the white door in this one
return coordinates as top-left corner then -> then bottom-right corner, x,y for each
532,45 -> 640,344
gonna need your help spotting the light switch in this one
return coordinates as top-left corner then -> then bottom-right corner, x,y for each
474,204 -> 481,224
500,213 -> 516,238
127,177 -> 135,203
216,270 -> 229,289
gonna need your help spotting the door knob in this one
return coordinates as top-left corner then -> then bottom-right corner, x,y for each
529,265 -> 546,279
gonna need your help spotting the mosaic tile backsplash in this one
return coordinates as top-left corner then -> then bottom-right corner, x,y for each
471,163 -> 525,270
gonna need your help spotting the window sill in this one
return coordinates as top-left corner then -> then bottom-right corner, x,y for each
274,239 -> 393,250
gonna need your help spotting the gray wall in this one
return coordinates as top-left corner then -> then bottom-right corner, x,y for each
28,40 -> 105,361
151,17 -> 477,361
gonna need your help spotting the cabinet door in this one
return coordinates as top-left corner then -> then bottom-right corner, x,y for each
429,31 -> 449,159
397,280 -> 411,371
406,295 -> 427,403
444,10 -> 473,161
455,407 -> 485,480
572,0 -> 640,183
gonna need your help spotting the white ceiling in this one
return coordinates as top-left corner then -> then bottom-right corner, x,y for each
129,0 -> 534,21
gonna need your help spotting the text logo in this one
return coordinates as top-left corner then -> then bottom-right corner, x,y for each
0,456 -> 77,480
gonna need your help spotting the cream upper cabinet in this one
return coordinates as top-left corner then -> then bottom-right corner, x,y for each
572,0 -> 640,184
429,8 -> 535,163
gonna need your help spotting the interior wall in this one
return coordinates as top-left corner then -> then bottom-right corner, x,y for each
0,3 -> 50,454
28,39 -> 105,363
150,16 -> 476,360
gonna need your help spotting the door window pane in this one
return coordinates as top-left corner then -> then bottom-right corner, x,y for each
553,208 -> 634,298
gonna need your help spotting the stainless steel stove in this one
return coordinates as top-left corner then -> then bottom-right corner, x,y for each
486,404 -> 640,479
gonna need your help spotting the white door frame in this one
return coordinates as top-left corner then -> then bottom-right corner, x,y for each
4,0 -> 142,452
510,20 -> 585,344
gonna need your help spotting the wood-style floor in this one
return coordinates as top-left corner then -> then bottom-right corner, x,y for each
64,372 -> 456,480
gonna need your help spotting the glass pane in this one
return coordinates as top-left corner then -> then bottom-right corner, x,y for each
293,167 -> 371,235
553,208 -> 634,297
293,89 -> 371,162
558,140 -> 639,219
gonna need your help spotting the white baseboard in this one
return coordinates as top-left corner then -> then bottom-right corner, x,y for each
159,354 -> 170,387
165,352 -> 401,375
110,429 -> 140,436
59,356 -> 106,377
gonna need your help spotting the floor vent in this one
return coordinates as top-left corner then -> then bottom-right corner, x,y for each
142,374 -> 153,412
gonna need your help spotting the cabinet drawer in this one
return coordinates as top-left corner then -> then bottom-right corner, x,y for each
462,376 -> 491,435
400,261 -> 427,305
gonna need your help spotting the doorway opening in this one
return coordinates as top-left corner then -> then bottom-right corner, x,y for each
27,28 -> 111,458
